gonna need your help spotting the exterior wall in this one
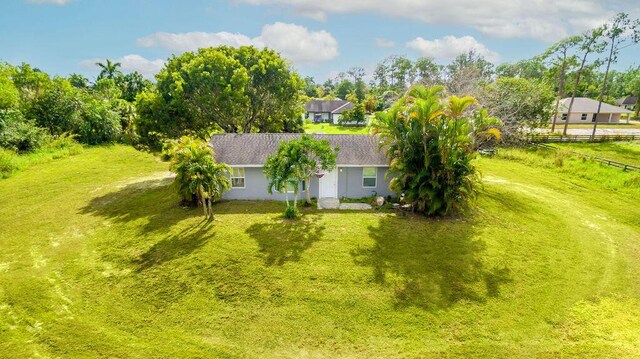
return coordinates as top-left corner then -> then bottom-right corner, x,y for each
558,112 -> 621,124
222,166 -> 393,201
337,167 -> 394,199
223,167 -> 316,201
308,112 -> 331,123
332,113 -> 342,124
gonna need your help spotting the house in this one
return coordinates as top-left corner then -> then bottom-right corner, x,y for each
209,133 -> 393,201
305,99 -> 354,124
616,96 -> 637,112
556,97 -> 632,124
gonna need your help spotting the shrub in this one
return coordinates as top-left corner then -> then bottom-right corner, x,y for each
27,78 -> 83,136
283,206 -> 299,219
79,100 -> 122,145
0,110 -> 49,153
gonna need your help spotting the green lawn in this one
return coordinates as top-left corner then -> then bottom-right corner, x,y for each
304,122 -> 370,134
1,145 -> 640,357
550,141 -> 640,167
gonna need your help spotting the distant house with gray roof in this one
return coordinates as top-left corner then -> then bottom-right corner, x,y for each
616,96 -> 637,112
209,133 -> 393,201
305,99 -> 354,124
557,97 -> 632,124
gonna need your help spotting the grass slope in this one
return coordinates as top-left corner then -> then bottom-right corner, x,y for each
550,141 -> 640,167
304,122 -> 370,134
1,145 -> 640,358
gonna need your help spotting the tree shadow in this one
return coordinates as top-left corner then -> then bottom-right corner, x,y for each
352,214 -> 511,310
245,215 -> 325,266
135,219 -> 214,271
79,177 -> 200,234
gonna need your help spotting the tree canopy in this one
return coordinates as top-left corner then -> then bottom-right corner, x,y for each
136,46 -> 305,149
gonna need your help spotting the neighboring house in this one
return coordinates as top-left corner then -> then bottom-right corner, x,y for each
616,96 -> 638,112
209,134 -> 393,201
305,99 -> 354,124
556,97 -> 632,124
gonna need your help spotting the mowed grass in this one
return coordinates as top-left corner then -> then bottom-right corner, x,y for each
1,145 -> 640,358
304,122 -> 370,134
549,141 -> 640,167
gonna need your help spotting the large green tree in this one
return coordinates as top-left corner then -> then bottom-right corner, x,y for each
136,46 -> 304,148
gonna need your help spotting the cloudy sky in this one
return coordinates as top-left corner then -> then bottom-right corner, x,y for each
1,0 -> 639,81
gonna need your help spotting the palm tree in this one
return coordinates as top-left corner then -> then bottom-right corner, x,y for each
96,59 -> 123,81
167,136 -> 231,220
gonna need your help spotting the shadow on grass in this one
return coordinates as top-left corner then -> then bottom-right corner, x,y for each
135,219 -> 214,271
246,214 -> 325,266
353,214 -> 511,310
79,177 -> 198,233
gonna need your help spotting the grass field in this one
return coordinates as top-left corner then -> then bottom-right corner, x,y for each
1,145 -> 640,357
549,141 -> 640,167
304,122 -> 370,134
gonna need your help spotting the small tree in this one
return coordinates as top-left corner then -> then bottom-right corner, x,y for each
164,136 -> 231,221
264,135 -> 338,216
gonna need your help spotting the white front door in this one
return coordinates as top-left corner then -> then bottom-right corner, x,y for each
318,168 -> 338,198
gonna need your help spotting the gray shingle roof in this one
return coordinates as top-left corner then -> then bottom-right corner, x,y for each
305,100 -> 355,114
616,96 -> 637,106
559,97 -> 632,114
209,133 -> 388,166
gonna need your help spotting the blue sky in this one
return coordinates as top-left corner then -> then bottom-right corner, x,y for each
1,0 -> 639,82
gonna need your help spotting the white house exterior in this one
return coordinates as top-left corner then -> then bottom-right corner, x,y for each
556,97 -> 632,124
209,134 -> 393,201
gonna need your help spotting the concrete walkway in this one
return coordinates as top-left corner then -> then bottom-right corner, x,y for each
317,198 -> 372,210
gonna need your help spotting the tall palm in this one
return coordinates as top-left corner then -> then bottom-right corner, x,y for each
96,59 -> 123,80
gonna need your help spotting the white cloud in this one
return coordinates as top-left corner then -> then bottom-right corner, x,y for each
137,22 -> 338,66
374,38 -> 395,48
235,0 -> 622,41
80,55 -> 165,79
407,36 -> 500,63
25,0 -> 73,4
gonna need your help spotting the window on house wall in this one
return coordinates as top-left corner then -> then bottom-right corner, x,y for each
230,168 -> 245,188
592,114 -> 597,122
285,181 -> 297,193
362,167 -> 377,188
581,113 -> 588,121
561,114 -> 567,121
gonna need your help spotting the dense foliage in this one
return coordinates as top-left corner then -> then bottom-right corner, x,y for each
135,46 -> 305,149
480,77 -> 555,130
372,85 -> 500,216
0,61 -> 149,156
164,136 -> 231,220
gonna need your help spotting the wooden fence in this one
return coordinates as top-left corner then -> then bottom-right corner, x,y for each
530,134 -> 640,143
537,144 -> 640,172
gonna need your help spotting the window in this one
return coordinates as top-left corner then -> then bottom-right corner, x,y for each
285,182 -> 297,193
581,113 -> 588,121
362,167 -> 377,188
592,113 -> 597,122
230,168 -> 245,188
561,114 -> 567,121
